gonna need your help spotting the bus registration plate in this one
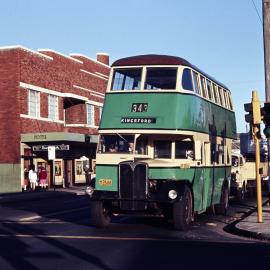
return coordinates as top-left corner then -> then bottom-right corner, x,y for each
98,179 -> 113,186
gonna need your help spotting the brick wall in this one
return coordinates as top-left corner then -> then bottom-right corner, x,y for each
0,46 -> 110,163
0,49 -> 21,163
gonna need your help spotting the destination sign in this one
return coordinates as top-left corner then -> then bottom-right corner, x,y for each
131,103 -> 148,112
121,117 -> 156,124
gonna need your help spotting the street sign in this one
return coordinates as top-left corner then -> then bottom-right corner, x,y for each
48,146 -> 56,160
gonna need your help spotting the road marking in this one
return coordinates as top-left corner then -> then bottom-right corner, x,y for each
0,221 -> 67,224
19,206 -> 90,221
0,234 -> 175,242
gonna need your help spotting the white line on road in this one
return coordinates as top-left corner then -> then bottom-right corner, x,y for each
0,234 -> 174,242
19,206 -> 91,221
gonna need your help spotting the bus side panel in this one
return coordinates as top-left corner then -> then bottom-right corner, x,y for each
100,93 -> 236,139
95,165 -> 118,191
208,166 -> 231,207
149,167 -> 204,212
148,167 -> 195,181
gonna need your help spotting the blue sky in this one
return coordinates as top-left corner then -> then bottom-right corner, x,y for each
0,0 -> 265,133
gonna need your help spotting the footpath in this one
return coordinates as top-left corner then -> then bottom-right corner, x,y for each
0,185 -> 87,204
234,199 -> 270,240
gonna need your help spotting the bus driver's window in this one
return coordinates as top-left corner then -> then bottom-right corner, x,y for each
175,141 -> 194,159
135,136 -> 148,155
154,141 -> 172,159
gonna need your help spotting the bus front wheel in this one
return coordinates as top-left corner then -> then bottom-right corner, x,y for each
90,201 -> 111,228
173,186 -> 193,231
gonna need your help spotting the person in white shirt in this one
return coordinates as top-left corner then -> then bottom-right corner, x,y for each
28,165 -> 38,191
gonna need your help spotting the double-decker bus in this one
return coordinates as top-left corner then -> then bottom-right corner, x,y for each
86,54 -> 236,230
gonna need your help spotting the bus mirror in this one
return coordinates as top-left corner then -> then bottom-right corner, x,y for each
194,141 -> 201,160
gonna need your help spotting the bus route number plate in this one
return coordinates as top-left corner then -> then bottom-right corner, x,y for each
98,179 -> 113,186
131,103 -> 148,112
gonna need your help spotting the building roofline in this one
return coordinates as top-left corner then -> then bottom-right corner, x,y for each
0,45 -> 53,60
38,49 -> 83,64
69,53 -> 110,68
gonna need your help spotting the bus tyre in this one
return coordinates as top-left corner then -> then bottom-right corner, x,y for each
215,183 -> 229,215
173,186 -> 193,231
90,201 -> 111,228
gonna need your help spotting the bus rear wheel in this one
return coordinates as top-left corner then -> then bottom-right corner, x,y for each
173,186 -> 193,231
90,201 -> 111,228
215,183 -> 229,215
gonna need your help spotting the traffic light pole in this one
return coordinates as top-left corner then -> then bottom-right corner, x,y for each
253,126 -> 263,223
252,91 -> 263,223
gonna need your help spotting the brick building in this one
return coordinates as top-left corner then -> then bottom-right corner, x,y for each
0,45 -> 110,193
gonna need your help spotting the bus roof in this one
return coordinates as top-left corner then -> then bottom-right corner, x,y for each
111,54 -> 229,90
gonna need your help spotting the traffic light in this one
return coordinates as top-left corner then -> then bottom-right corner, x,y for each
244,102 -> 252,123
262,102 -> 270,138
244,91 -> 262,139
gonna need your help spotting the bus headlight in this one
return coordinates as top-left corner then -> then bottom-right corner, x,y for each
168,189 -> 178,200
86,186 -> 94,197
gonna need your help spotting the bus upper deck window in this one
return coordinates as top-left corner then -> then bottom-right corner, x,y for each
218,87 -> 224,106
200,76 -> 207,98
212,84 -> 219,104
111,69 -> 142,91
144,68 -> 177,90
192,71 -> 200,95
182,68 -> 193,91
206,80 -> 213,101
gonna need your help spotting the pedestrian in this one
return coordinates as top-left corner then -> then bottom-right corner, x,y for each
28,165 -> 38,191
39,166 -> 48,190
84,164 -> 92,186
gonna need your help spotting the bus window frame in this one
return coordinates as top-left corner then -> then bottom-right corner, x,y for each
199,76 -> 208,99
218,86 -> 225,106
153,139 -> 173,159
206,79 -> 213,101
181,68 -> 194,92
223,89 -> 229,109
191,71 -> 201,95
227,92 -> 233,110
212,83 -> 220,104
110,67 -> 143,91
109,66 -> 182,92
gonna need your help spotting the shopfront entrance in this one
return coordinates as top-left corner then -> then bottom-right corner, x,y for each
21,132 -> 98,189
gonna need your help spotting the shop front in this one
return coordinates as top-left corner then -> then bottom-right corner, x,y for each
21,132 -> 98,190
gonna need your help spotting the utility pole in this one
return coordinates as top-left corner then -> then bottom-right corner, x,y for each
264,0 -> 270,101
263,0 -> 270,202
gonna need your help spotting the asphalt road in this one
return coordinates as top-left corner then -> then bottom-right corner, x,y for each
0,194 -> 270,269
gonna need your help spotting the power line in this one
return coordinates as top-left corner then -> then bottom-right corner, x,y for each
251,0 -> 263,25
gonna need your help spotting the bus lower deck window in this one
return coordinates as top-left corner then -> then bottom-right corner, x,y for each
154,140 -> 172,159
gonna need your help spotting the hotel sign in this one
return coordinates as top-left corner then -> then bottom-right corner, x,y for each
32,144 -> 70,151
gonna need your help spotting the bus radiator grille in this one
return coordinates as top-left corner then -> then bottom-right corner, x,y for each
119,162 -> 147,211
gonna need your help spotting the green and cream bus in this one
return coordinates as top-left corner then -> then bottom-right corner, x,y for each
86,54 -> 236,230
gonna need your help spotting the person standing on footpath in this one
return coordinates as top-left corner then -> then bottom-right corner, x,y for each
28,165 -> 38,191
39,166 -> 48,190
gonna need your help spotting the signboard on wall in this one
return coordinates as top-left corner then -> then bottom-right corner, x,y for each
48,146 -> 56,160
33,144 -> 70,151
